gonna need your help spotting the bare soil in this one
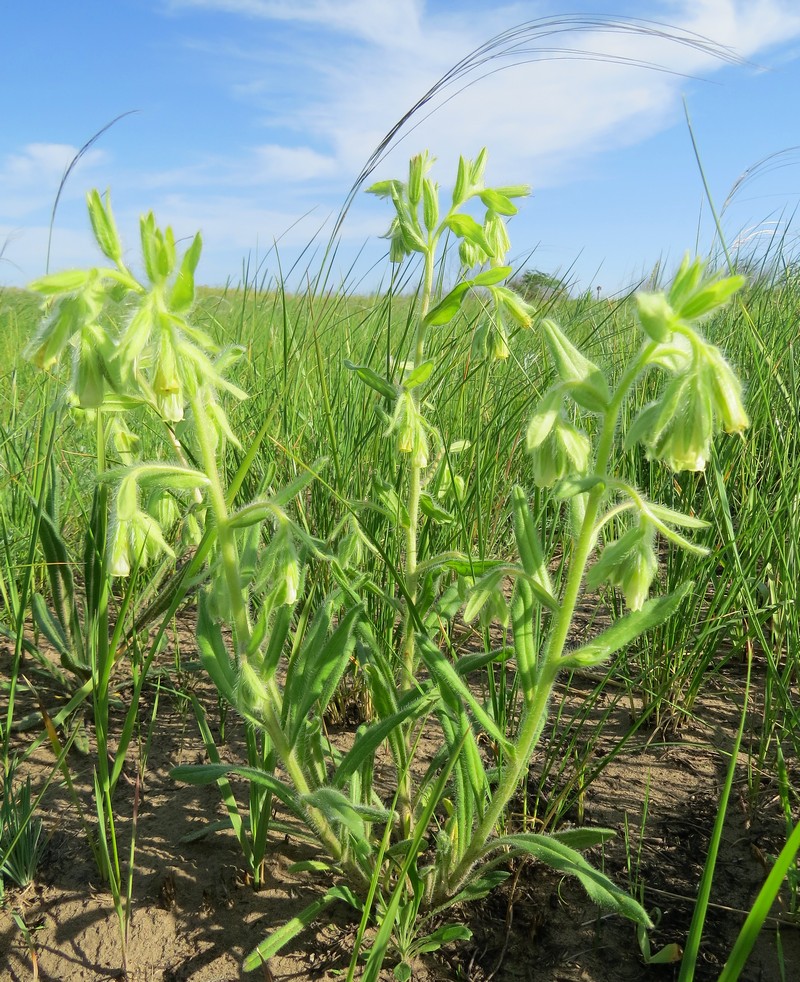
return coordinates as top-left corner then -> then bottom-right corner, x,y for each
1,615 -> 798,982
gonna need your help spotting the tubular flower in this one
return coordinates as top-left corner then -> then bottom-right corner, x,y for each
529,415 -> 591,489
587,517 -> 658,611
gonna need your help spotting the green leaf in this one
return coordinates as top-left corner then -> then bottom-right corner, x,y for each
454,647 -> 513,677
344,360 -> 397,400
287,604 -> 363,743
463,567 -> 508,624
553,475 -> 604,499
446,870 -> 510,905
418,634 -> 512,754
140,212 -> 161,284
540,319 -> 610,412
271,458 -> 327,507
644,502 -> 710,530
243,893 -> 338,971
562,581 -> 694,668
87,189 -> 123,264
550,827 -> 617,850
419,491 -> 453,524
28,269 -> 93,294
415,923 -> 472,952
169,232 -> 202,312
424,282 -> 470,327
443,214 -> 493,255
493,833 -> 651,927
31,593 -> 71,660
333,694 -> 432,787
197,592 -> 237,704
472,265 -> 512,286
525,389 -> 561,451
171,762 -> 303,817
510,486 -> 555,603
478,189 -> 517,215
403,359 -> 435,390
366,179 -> 403,199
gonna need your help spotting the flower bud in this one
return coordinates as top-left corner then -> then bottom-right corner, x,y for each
408,153 -> 425,207
529,415 -> 591,488
237,659 -> 269,718
74,334 -> 105,408
484,211 -> 511,263
650,370 -> 713,472
422,177 -> 439,231
702,345 -> 749,434
153,334 -> 184,422
587,518 -> 658,611
635,291 -> 675,343
108,517 -> 132,577
273,529 -> 300,606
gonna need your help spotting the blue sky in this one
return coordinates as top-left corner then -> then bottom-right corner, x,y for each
3,1 -> 800,295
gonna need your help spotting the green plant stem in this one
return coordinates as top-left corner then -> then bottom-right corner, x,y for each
188,393 -> 351,871
445,342 -> 656,894
398,245 -> 436,837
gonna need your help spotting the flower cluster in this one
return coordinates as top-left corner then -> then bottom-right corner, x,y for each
629,256 -> 749,472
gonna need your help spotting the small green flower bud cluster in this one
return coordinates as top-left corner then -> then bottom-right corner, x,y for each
367,148 -> 529,269
629,257 -> 749,473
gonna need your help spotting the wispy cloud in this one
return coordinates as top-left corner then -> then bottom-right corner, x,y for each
0,143 -> 107,220
168,0 -> 424,46
166,0 -> 800,192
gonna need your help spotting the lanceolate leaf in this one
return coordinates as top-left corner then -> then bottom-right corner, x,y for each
511,486 -> 555,603
418,635 -> 512,754
197,592 -> 237,704
472,265 -> 512,286
562,581 -> 694,668
169,231 -> 203,312
344,360 -> 397,400
171,762 -> 303,818
424,282 -> 470,327
286,604 -> 363,743
403,359 -> 435,390
243,893 -> 339,971
332,693 -> 433,788
443,214 -> 493,255
490,833 -> 652,928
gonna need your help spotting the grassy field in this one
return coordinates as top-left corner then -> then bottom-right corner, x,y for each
0,171 -> 798,981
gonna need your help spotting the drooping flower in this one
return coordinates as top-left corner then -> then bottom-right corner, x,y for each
587,517 -> 658,611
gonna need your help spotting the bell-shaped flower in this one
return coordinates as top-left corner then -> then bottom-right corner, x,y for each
633,369 -> 714,473
529,414 -> 591,489
587,517 -> 658,611
702,343 -> 749,434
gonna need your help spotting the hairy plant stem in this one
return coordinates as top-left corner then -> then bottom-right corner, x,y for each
188,393 -> 351,871
443,343 -> 656,897
398,245 -> 436,836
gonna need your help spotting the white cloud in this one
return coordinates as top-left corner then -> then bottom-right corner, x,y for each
169,0 -> 424,46
0,143 -> 107,220
163,1 -> 800,198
